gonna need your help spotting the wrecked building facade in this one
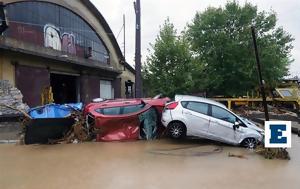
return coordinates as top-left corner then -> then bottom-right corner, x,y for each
0,0 -> 135,107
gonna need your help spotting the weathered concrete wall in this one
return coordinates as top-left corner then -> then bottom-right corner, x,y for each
0,51 -> 123,105
0,51 -> 82,87
0,37 -> 119,75
0,80 -> 29,115
0,54 -> 15,86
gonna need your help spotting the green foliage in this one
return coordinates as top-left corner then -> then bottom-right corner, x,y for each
143,19 -> 199,97
143,1 -> 294,97
187,1 -> 294,96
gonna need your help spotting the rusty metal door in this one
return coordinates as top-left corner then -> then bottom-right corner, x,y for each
16,65 -> 50,107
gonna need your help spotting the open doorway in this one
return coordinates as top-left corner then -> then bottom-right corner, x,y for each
50,73 -> 78,104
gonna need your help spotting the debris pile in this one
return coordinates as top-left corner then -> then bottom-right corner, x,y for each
234,105 -> 295,117
48,112 -> 89,144
256,145 -> 290,160
23,103 -> 84,144
0,80 -> 29,115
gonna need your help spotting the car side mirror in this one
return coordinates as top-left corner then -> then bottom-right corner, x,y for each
233,122 -> 240,131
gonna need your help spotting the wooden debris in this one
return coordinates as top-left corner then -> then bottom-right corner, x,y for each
0,103 -> 31,119
228,153 -> 248,159
47,112 -> 89,144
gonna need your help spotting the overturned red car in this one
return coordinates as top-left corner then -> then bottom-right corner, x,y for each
84,96 -> 170,142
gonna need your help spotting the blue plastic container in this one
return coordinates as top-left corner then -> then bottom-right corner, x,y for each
28,103 -> 83,119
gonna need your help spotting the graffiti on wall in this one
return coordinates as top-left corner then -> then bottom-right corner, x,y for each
61,33 -> 76,55
44,24 -> 61,51
44,24 -> 78,55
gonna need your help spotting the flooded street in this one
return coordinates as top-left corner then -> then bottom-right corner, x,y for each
0,135 -> 299,189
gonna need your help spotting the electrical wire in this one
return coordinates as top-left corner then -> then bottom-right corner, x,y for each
116,24 -> 124,39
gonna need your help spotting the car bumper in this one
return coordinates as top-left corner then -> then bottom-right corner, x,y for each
161,110 -> 173,127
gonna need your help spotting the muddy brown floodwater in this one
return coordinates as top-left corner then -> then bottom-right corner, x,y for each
0,135 -> 300,189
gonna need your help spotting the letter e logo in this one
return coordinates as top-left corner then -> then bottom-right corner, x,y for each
265,121 -> 291,148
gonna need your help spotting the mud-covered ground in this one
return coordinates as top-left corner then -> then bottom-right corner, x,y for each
0,135 -> 299,189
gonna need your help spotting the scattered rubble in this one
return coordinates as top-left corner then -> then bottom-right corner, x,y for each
236,105 -> 300,138
256,145 -> 290,160
0,80 -> 29,116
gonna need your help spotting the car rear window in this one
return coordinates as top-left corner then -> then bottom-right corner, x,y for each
184,101 -> 209,115
181,101 -> 188,108
95,104 -> 145,115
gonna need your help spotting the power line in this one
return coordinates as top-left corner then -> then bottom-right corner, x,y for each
116,24 -> 124,39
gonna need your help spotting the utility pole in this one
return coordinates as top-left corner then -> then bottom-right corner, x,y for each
251,26 -> 269,121
123,14 -> 126,61
134,0 -> 142,98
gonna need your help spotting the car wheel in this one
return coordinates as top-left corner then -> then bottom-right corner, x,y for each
168,122 -> 186,139
242,138 -> 257,149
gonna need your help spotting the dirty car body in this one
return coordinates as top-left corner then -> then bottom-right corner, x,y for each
162,95 -> 263,148
84,98 -> 170,141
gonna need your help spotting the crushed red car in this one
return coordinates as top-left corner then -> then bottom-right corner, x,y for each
84,97 -> 170,142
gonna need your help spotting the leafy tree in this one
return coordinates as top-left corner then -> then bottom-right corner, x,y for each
187,1 -> 294,96
143,19 -> 198,97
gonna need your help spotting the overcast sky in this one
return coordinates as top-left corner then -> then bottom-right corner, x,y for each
91,0 -> 300,76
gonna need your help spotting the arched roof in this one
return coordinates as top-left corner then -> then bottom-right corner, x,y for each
1,0 -> 135,73
80,0 -> 135,73
80,0 -> 124,63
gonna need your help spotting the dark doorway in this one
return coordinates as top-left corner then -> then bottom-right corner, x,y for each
50,73 -> 78,104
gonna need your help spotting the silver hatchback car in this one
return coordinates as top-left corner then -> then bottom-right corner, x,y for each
162,95 -> 264,148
